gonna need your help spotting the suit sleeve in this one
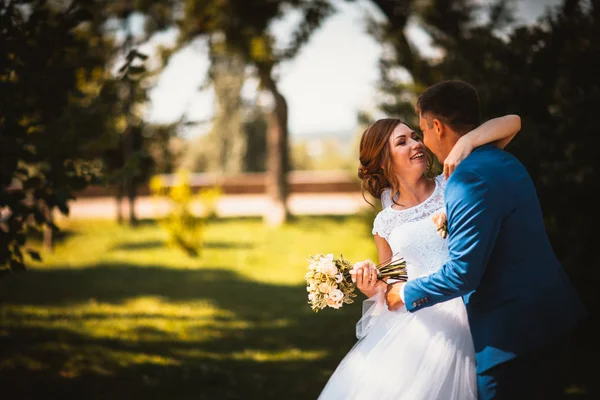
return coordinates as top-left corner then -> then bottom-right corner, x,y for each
403,171 -> 503,312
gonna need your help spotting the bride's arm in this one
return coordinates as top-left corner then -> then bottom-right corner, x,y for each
444,114 -> 521,178
352,235 -> 391,298
375,234 -> 393,265
462,114 -> 521,150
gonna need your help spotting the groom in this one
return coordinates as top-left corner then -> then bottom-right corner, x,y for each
385,80 -> 586,399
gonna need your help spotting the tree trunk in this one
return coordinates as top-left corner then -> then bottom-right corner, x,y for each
43,206 -> 54,253
116,182 -> 123,224
127,173 -> 137,225
124,27 -> 137,226
261,70 -> 289,226
124,122 -> 137,226
210,45 -> 246,174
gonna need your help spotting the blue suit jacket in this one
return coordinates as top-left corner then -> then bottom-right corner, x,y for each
403,144 -> 586,373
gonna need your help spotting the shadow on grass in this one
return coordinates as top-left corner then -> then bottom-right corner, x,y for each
0,263 -> 595,400
204,242 -> 254,250
205,216 -> 263,225
111,241 -> 166,250
0,264 -> 358,400
27,228 -> 77,244
111,240 -> 254,252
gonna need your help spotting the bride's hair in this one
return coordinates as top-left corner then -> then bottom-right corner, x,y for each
358,118 -> 434,208
358,119 -> 402,207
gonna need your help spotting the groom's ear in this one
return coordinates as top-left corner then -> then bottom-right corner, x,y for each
432,118 -> 444,139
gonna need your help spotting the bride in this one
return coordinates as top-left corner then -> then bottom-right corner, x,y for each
317,114 -> 521,400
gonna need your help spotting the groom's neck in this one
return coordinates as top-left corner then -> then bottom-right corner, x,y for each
438,133 -> 461,164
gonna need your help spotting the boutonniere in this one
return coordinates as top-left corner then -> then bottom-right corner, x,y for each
432,211 -> 448,239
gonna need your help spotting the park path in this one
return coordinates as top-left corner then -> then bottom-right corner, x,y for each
61,193 -> 370,220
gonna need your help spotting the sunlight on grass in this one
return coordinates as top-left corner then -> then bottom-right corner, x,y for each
0,216 -> 376,398
34,216 -> 377,284
1,297 -> 297,343
173,348 -> 327,362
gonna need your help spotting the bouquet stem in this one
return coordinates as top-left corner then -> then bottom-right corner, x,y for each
374,254 -> 408,281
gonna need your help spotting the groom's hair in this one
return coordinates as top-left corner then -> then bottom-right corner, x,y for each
416,80 -> 481,135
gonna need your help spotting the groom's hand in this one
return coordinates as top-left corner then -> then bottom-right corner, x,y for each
385,282 -> 406,311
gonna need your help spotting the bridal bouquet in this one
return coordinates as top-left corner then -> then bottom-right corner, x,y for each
305,253 -> 407,312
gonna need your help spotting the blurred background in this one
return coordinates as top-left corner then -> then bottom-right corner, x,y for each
0,0 -> 597,398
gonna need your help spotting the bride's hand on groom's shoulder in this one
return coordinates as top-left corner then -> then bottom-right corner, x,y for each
444,136 -> 474,179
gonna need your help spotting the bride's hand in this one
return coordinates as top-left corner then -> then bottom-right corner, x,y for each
350,260 -> 385,297
444,136 -> 474,179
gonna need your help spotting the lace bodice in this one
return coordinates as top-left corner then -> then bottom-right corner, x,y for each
372,175 -> 449,279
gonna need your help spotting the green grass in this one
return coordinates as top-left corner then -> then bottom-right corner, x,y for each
1,214 -> 594,399
0,215 -> 379,399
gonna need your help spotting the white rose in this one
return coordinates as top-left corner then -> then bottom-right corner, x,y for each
324,262 -> 339,277
318,283 -> 330,293
326,297 -> 343,309
308,292 -> 316,301
335,273 -> 343,283
328,288 -> 344,302
315,261 -> 324,273
316,261 -> 336,277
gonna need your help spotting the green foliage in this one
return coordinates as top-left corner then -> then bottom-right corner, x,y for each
150,171 -> 203,257
197,186 -> 223,220
100,44 -> 153,225
0,0 -> 113,271
150,170 -> 223,257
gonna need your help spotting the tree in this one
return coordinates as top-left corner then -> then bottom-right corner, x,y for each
207,42 -> 247,174
243,105 -> 269,172
137,0 -> 336,225
144,121 -> 184,174
100,2 -> 156,226
0,0 -> 113,269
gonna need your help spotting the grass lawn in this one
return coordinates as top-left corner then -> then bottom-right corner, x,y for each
1,214 -> 594,399
0,215 -> 379,399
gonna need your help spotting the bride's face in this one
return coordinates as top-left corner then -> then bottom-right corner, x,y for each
387,123 -> 428,178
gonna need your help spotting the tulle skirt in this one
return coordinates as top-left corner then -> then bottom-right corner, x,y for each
317,293 -> 477,400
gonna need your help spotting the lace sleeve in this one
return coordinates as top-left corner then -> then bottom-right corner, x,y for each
372,211 -> 390,239
372,188 -> 394,239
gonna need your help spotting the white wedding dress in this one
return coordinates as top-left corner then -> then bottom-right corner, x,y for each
317,175 -> 477,400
